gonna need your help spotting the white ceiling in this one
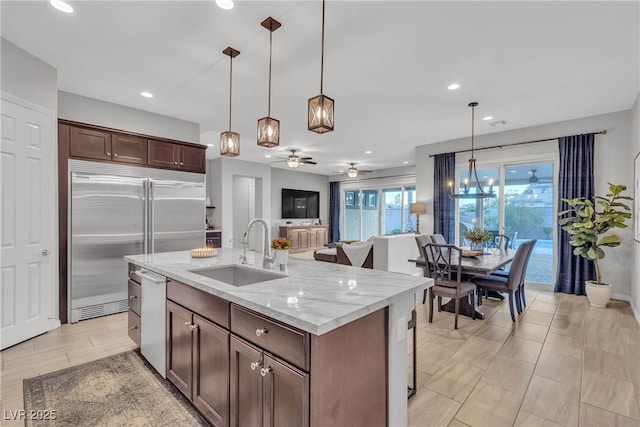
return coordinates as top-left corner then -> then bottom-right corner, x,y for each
2,1 -> 638,176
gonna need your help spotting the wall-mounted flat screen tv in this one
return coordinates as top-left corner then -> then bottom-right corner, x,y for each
281,188 -> 320,219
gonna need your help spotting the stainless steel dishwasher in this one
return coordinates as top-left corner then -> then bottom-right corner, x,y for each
135,270 -> 167,378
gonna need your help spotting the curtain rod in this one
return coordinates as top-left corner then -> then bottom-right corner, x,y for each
428,129 -> 607,158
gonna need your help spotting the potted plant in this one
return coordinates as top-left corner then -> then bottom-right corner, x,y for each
558,182 -> 632,307
462,227 -> 494,251
271,237 -> 292,271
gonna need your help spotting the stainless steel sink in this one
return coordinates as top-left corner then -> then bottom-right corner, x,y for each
188,265 -> 286,287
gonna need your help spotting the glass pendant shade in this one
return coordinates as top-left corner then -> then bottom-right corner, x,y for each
257,116 -> 280,148
220,131 -> 239,157
308,94 -> 334,134
347,166 -> 358,178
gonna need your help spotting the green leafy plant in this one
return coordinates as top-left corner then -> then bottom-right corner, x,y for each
558,183 -> 632,285
462,227 -> 494,243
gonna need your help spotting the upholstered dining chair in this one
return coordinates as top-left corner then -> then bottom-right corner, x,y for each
471,240 -> 536,322
415,235 -> 431,281
423,243 -> 476,329
489,239 -> 537,309
430,233 -> 447,245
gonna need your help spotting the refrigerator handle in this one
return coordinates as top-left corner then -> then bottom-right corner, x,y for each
149,181 -> 154,253
143,180 -> 149,254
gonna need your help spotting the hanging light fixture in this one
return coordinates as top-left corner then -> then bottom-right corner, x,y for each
529,169 -> 539,184
308,0 -> 334,134
287,157 -> 300,168
257,17 -> 281,148
449,102 -> 496,199
220,47 -> 240,157
347,164 -> 358,178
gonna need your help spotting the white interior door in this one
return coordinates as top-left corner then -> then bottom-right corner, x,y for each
1,94 -> 59,349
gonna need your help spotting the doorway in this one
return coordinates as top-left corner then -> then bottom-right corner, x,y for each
232,176 -> 257,250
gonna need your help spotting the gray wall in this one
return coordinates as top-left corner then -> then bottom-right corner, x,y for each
58,91 -> 200,143
631,93 -> 640,320
1,38 -> 57,111
416,109 -> 634,299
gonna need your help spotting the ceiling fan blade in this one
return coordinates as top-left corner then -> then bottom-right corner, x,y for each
360,170 -> 373,173
301,160 -> 317,165
300,156 -> 313,160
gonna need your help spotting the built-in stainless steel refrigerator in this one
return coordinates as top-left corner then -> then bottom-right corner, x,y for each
69,159 -> 205,322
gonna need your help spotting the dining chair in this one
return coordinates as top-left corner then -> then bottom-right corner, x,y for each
489,239 -> 537,309
487,234 -> 510,250
415,235 -> 431,284
423,243 -> 476,329
470,240 -> 535,322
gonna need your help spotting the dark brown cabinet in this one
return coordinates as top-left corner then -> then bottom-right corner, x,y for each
61,120 -> 206,174
167,300 -> 230,427
111,133 -> 147,165
148,139 -> 206,173
230,337 -> 308,427
69,126 -> 112,161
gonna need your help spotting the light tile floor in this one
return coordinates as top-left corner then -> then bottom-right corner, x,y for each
1,287 -> 638,427
408,286 -> 640,427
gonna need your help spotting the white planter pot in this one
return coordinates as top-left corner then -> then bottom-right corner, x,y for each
585,280 -> 612,307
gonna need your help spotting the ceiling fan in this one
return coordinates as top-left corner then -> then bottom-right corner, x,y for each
338,163 -> 372,178
528,169 -> 539,183
274,149 -> 316,168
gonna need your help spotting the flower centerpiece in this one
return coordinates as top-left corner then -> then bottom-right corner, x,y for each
271,237 -> 292,250
462,227 -> 494,251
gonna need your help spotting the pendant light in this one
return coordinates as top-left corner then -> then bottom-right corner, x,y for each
449,102 -> 496,199
257,17 -> 281,148
220,47 -> 240,157
308,0 -> 334,134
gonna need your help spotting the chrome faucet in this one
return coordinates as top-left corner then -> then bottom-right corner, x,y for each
244,218 -> 273,269
229,238 -> 248,264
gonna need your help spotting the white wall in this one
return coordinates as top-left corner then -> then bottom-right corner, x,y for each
631,93 -> 640,320
1,38 -> 57,111
208,158 -> 271,249
58,91 -> 200,143
416,110 -> 634,298
270,167 -> 329,230
233,176 -> 256,249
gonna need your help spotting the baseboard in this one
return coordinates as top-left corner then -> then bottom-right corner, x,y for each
629,297 -> 640,325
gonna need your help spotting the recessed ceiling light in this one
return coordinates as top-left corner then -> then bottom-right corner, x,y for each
140,91 -> 153,98
206,144 -> 214,147
216,0 -> 234,10
265,154 -> 271,158
483,116 -> 493,121
403,161 -> 409,164
365,150 -> 372,154
447,83 -> 461,90
50,0 -> 73,13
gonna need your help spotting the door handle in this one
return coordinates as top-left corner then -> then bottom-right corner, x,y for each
41,249 -> 50,256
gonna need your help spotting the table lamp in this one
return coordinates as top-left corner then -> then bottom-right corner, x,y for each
410,202 -> 426,234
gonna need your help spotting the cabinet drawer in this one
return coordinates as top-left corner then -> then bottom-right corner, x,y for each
167,279 -> 229,328
128,310 -> 141,347
128,279 -> 141,315
231,304 -> 309,371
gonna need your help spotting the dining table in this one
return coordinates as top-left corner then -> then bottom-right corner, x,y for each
408,249 -> 516,320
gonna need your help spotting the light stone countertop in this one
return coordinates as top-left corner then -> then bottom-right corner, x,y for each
126,249 -> 432,335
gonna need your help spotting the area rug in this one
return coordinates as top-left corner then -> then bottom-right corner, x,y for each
23,350 -> 209,427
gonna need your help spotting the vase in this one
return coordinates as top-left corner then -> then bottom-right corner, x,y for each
273,249 -> 289,271
585,280 -> 611,307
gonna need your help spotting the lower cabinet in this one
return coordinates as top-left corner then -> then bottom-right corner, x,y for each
230,336 -> 308,427
166,300 -> 230,427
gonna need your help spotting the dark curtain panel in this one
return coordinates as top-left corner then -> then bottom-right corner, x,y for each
329,181 -> 340,243
555,133 -> 595,295
433,153 -> 456,243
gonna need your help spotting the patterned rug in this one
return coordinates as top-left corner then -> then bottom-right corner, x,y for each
23,350 -> 209,427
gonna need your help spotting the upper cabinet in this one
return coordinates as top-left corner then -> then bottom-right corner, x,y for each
62,120 -> 205,174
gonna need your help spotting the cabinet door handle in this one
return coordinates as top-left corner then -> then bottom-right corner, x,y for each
174,161 -> 178,165
129,295 -> 137,300
180,162 -> 184,166
114,153 -> 118,157
260,366 -> 272,377
129,326 -> 138,331
255,328 -> 268,337
184,321 -> 192,328
250,361 -> 261,371
189,324 -> 198,331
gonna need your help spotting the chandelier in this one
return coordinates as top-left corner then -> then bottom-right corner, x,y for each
449,102 -> 496,199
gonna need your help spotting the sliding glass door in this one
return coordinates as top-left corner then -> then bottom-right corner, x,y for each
343,185 -> 416,240
455,162 -> 556,284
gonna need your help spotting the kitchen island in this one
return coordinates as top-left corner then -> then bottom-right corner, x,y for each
126,249 -> 431,427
